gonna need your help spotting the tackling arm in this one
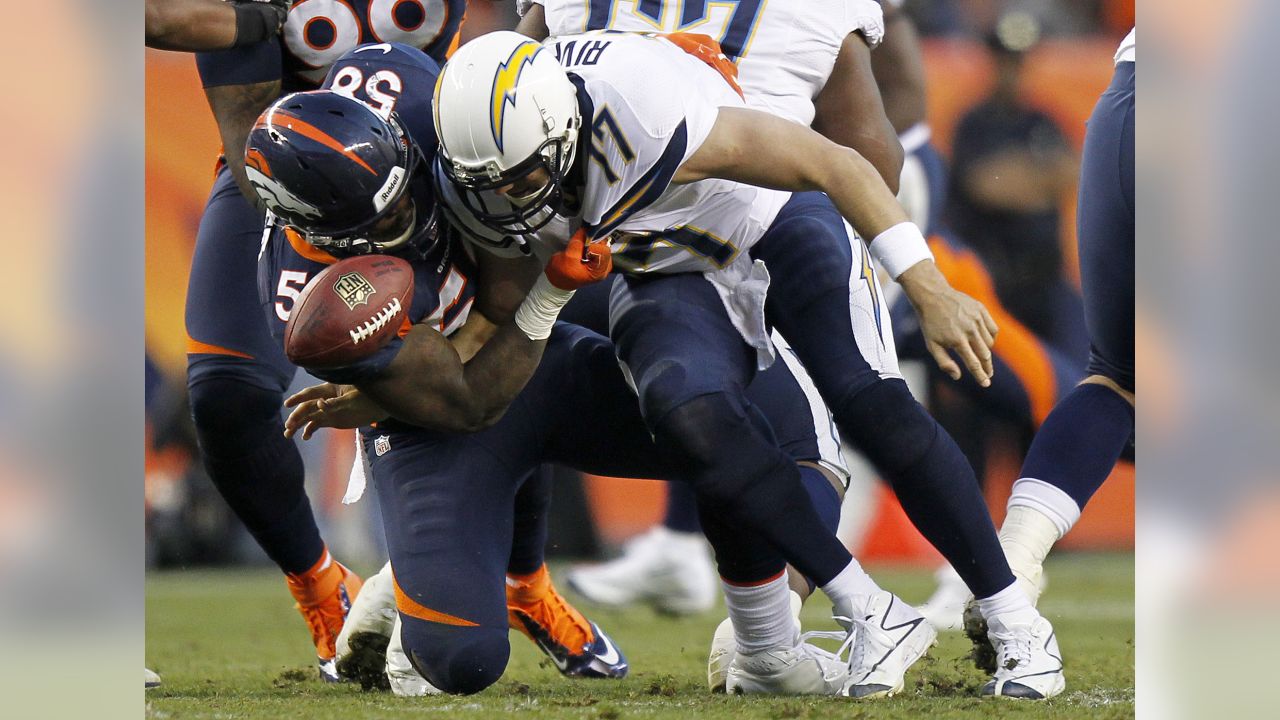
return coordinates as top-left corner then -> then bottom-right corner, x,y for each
674,107 -> 998,386
870,4 -> 929,135
515,3 -> 550,41
812,32 -> 903,193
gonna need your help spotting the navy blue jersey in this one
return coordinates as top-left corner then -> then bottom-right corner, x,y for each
257,221 -> 477,385
197,0 -> 465,91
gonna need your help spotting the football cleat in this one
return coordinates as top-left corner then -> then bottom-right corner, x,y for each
565,526 -> 717,615
335,561 -> 397,690
707,616 -> 736,692
917,564 -> 970,632
725,641 -> 848,695
981,615 -> 1065,699
709,590 -> 803,692
144,668 -> 161,689
286,549 -> 363,683
837,591 -> 937,699
507,564 -> 628,678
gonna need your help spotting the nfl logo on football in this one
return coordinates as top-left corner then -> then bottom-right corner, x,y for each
333,272 -> 377,310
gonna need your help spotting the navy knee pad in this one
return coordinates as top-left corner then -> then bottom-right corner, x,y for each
402,622 -> 510,695
188,375 -> 287,457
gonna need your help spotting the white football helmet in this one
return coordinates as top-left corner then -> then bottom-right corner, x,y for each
432,31 -> 581,234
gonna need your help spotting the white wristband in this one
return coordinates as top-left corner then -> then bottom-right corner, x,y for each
514,274 -> 575,341
869,222 -> 933,279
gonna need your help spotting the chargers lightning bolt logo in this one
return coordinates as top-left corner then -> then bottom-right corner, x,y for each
490,42 -> 542,153
860,242 -> 886,346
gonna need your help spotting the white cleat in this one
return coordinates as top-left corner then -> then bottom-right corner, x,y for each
725,642 -> 848,695
144,668 -> 162,689
707,616 -> 736,693
840,591 -> 937,699
981,614 -> 1065,699
709,591 -> 802,692
917,565 -> 970,632
335,561 -> 397,690
565,526 -> 717,615
386,614 -> 441,697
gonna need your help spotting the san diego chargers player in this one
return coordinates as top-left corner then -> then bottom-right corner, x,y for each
251,49 -> 870,694
433,30 -> 1065,698
961,28 -> 1136,685
185,0 -> 464,680
513,0 -> 884,622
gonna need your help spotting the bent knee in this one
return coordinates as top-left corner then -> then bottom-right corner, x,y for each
403,626 -> 510,695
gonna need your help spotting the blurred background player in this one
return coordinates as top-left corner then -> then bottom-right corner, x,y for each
183,0 -> 465,680
146,0 -> 290,52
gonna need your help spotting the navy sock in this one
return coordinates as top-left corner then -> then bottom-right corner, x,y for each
838,379 -> 1013,598
190,376 -> 324,575
662,482 -> 702,534
508,467 -> 552,576
1020,382 -> 1135,509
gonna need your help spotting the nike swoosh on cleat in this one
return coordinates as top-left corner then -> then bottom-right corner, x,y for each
595,631 -> 621,665
536,638 -> 572,672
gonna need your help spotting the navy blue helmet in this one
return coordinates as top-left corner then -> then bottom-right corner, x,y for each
245,43 -> 444,257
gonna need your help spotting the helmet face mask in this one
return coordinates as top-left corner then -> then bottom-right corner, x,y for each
432,31 -> 582,236
437,135 -> 573,235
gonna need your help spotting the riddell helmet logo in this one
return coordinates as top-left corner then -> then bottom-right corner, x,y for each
333,272 -> 378,310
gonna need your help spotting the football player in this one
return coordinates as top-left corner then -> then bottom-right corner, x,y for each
251,47 -> 868,695
431,29 -> 1064,699
965,27 -> 1136,671
184,0 -> 464,680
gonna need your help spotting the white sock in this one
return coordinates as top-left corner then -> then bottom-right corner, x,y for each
820,559 -> 882,617
999,503 -> 1067,571
722,572 -> 799,654
975,582 -> 1038,630
1006,478 -> 1081,538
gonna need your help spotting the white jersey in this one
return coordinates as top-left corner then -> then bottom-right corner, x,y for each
523,0 -> 884,126
1115,27 -> 1135,65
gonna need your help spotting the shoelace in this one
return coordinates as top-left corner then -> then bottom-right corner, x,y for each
517,586 -> 593,652
296,600 -> 344,653
992,625 -> 1034,675
802,611 -> 892,683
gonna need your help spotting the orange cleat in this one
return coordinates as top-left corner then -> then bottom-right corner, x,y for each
506,564 -> 628,678
286,549 -> 363,682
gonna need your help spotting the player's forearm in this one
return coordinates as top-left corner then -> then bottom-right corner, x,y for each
815,145 -> 911,240
515,4 -> 550,40
146,0 -> 238,51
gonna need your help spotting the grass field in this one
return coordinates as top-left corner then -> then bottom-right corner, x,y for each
146,553 -> 1134,719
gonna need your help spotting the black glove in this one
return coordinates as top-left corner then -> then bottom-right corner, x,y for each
231,0 -> 292,48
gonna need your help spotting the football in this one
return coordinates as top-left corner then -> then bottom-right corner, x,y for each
283,255 -> 414,369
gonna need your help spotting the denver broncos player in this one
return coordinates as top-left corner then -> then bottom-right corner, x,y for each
251,46 -> 633,692
185,0 -> 464,680
433,30 -> 1065,698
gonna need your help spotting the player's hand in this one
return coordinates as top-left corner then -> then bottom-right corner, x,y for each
898,261 -> 999,387
283,383 -> 389,440
544,229 -> 612,290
